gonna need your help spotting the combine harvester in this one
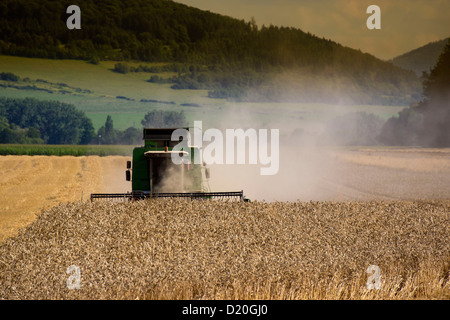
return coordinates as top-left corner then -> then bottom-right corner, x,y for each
91,128 -> 249,202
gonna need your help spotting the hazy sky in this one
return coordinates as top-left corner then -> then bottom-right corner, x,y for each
176,0 -> 450,60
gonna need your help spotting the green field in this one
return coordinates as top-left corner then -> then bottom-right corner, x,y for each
0,144 -> 135,156
0,55 -> 407,132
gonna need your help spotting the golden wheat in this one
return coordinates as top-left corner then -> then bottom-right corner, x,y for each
0,155 -> 130,242
0,199 -> 448,300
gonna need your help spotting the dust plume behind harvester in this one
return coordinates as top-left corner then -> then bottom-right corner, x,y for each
90,128 -> 248,202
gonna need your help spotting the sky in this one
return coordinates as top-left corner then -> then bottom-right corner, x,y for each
175,0 -> 450,60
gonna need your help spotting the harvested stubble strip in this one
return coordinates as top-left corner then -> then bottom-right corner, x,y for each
0,199 -> 449,300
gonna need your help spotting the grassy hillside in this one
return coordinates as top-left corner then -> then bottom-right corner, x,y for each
391,38 -> 449,77
0,55 -> 211,130
0,55 -> 209,104
0,55 -> 406,133
0,0 -> 420,105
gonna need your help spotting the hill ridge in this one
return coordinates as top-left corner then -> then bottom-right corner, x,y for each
391,38 -> 449,76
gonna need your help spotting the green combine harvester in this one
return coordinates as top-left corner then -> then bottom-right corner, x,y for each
91,128 -> 248,202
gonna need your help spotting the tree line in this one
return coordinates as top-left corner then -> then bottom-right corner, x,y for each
96,110 -> 188,145
0,97 -> 188,145
0,97 -> 94,144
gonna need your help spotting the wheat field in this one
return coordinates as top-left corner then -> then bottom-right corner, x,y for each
0,199 -> 448,299
0,150 -> 449,300
0,155 -> 130,242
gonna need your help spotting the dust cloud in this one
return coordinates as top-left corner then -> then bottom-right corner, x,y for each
99,156 -> 132,194
195,103 -> 450,202
198,105 -> 341,202
154,164 -> 187,193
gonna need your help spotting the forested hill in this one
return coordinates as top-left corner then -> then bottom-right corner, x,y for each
391,38 -> 449,77
0,0 -> 420,105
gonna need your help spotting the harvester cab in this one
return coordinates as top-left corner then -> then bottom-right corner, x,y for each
91,127 -> 248,202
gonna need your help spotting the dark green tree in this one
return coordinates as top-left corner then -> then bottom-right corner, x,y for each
102,115 -> 117,144
79,117 -> 95,145
0,97 -> 94,144
113,62 -> 130,74
0,72 -> 19,81
418,39 -> 450,147
97,126 -> 105,144
0,116 -> 15,143
422,40 -> 450,102
117,127 -> 142,145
